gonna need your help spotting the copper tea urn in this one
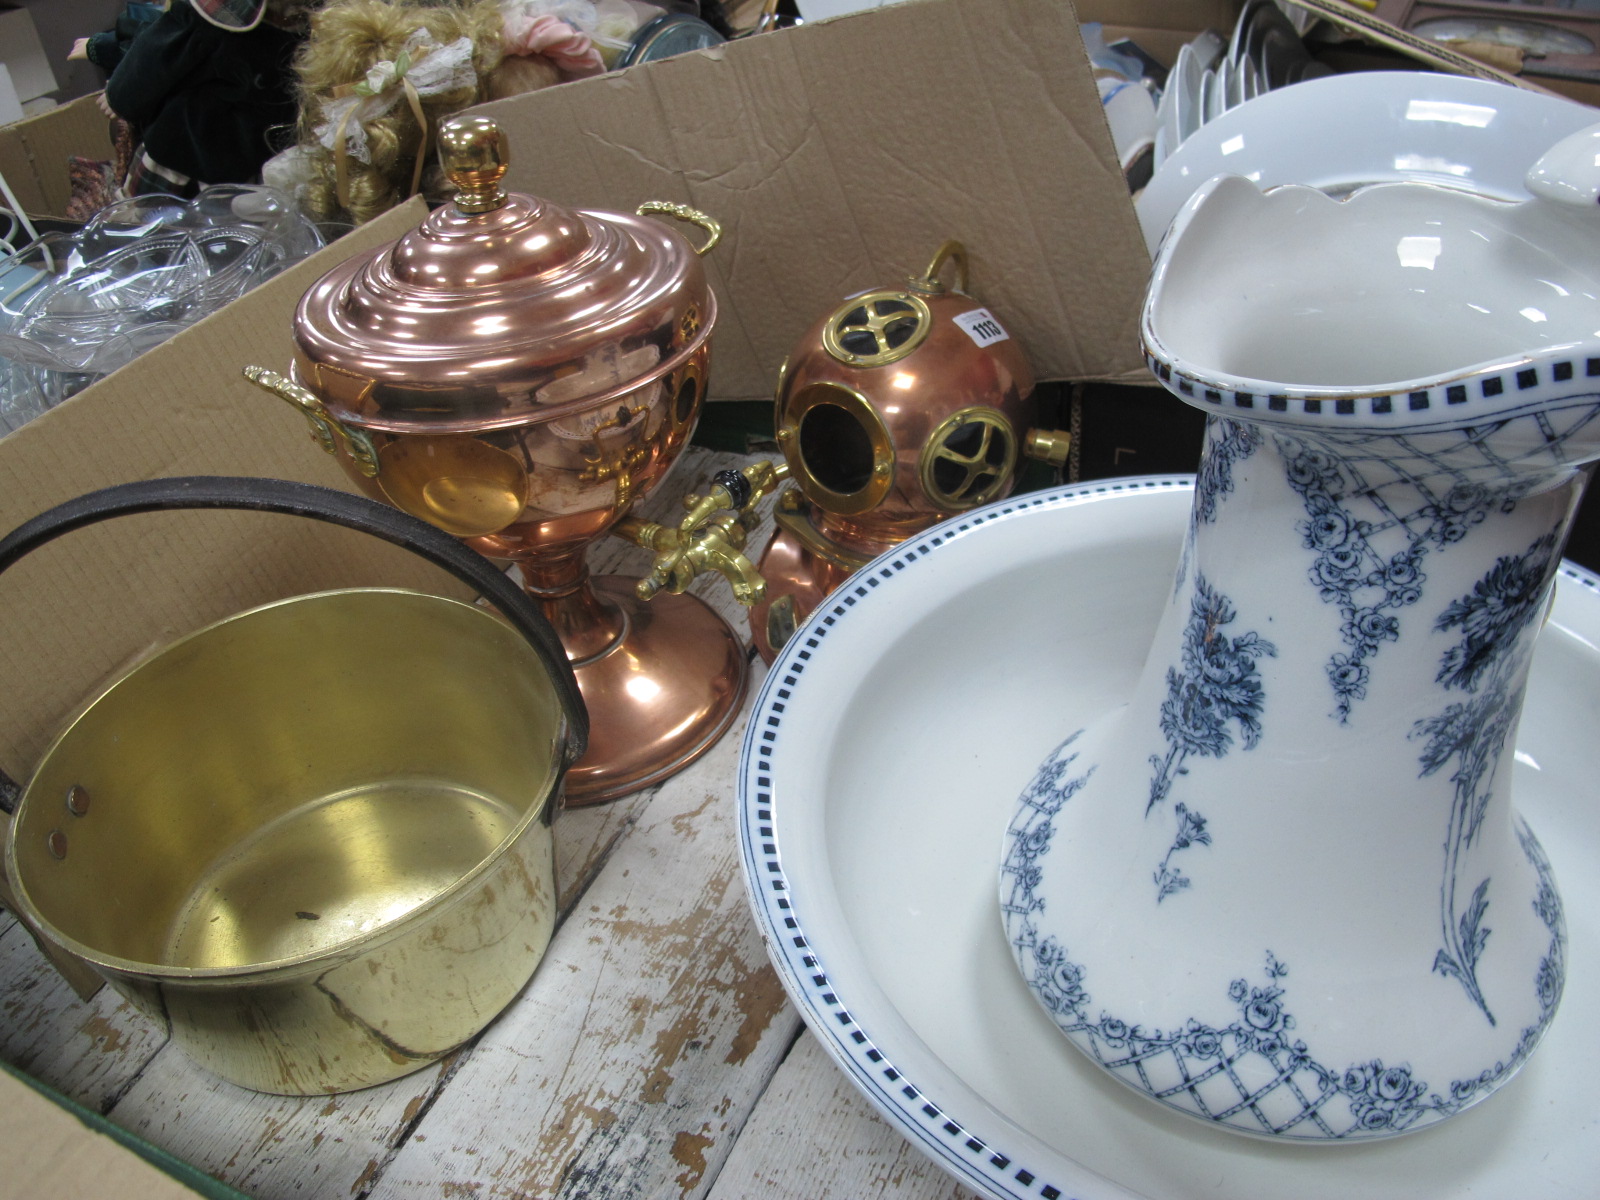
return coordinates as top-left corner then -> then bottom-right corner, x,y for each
248,115 -> 745,804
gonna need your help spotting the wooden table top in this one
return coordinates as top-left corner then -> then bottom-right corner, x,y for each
0,448 -> 981,1200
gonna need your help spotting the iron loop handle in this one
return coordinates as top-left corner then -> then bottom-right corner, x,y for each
0,477 -> 589,784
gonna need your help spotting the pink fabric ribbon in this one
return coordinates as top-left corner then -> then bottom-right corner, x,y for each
502,13 -> 605,79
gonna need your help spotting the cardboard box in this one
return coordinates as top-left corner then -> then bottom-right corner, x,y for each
0,0 -> 1592,1182
472,0 -> 1176,402
0,198 -> 477,785
0,1063 -> 241,1199
0,0 -> 1596,1175
2,0 -> 1593,752
0,0 -> 1245,783
4,0 -> 1596,760
467,0 -> 1597,407
0,93 -> 112,222
4,0 -> 1589,775
0,66 -> 26,129
0,6 -> 58,106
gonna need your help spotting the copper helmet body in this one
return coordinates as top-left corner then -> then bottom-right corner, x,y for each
751,242 -> 1043,659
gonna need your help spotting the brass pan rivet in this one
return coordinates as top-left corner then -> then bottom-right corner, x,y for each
65,785 -> 90,816
46,830 -> 68,859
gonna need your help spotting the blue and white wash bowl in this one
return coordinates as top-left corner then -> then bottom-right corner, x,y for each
1001,124 -> 1600,1142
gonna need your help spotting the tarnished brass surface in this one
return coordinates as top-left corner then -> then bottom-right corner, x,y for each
762,593 -> 799,655
7,589 -> 567,1094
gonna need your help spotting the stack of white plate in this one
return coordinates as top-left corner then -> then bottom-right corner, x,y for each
1152,0 -> 1324,169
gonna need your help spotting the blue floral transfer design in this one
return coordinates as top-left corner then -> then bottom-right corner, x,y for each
1194,418 -> 1263,526
1153,803 -> 1211,902
1001,747 -> 1567,1139
1434,533 -> 1559,694
1177,419 -> 1264,593
1412,532 -> 1562,1022
1522,825 -> 1567,1028
1148,574 -> 1277,819
1276,435 -> 1523,722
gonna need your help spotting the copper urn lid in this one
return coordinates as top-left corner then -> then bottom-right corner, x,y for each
288,115 -> 720,435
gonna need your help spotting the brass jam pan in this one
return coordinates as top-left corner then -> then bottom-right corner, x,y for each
0,477 -> 586,1095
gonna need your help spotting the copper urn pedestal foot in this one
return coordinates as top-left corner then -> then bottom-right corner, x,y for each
535,572 -> 747,806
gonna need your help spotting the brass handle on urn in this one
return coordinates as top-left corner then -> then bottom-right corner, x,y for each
242,366 -> 381,478
636,201 -> 722,256
614,460 -> 787,606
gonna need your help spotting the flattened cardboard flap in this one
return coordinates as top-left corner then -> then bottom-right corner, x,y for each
0,200 -> 477,781
0,1063 -> 231,1199
471,0 -> 1154,402
0,95 -> 113,220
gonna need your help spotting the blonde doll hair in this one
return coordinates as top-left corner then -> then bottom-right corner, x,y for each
294,0 -> 507,225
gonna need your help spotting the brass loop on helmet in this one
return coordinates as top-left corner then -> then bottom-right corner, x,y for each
906,239 -> 969,296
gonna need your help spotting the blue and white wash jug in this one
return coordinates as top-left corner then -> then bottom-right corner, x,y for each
1001,124 -> 1600,1141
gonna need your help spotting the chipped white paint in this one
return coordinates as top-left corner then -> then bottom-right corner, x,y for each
369,709 -> 803,1200
111,1048 -> 451,1198
0,919 -> 169,1109
709,1033 -> 983,1200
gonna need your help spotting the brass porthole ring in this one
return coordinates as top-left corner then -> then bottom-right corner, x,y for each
918,406 -> 1018,511
779,382 -> 895,517
821,290 -> 933,368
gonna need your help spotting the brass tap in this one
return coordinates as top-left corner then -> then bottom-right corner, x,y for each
615,460 -> 788,605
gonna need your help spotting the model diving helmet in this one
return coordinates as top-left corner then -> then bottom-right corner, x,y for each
626,239 -> 1070,661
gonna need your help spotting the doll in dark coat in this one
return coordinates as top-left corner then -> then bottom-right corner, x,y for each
102,0 -> 315,197
69,2 -> 166,78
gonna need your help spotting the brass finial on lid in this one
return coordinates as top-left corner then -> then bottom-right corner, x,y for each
440,115 -> 509,214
